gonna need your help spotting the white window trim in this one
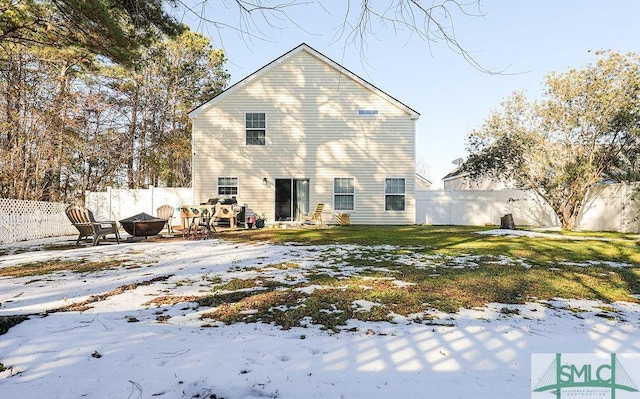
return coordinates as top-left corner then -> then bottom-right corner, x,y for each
244,112 -> 267,146
384,177 -> 406,212
333,177 -> 356,212
217,176 -> 239,196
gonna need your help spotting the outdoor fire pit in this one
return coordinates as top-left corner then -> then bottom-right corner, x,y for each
119,213 -> 167,237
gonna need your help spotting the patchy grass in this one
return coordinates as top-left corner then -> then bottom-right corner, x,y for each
3,226 -> 639,333
145,295 -> 202,307
193,227 -> 640,330
0,259 -> 127,278
220,225 -> 640,265
531,229 -> 639,241
54,275 -> 173,312
199,256 -> 640,331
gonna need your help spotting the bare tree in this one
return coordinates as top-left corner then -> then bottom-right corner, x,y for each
415,156 -> 432,181
3,1 -> 487,68
171,0 -> 492,72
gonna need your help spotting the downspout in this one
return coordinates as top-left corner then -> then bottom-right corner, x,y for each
411,112 -> 419,225
190,115 -> 196,205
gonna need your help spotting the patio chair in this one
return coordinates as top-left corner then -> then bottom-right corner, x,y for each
65,204 -> 120,246
302,203 -> 324,226
156,204 -> 175,234
176,207 -> 193,238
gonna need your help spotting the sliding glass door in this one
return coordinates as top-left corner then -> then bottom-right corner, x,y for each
275,179 -> 310,221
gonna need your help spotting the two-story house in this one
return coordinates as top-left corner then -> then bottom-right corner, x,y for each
188,43 -> 419,225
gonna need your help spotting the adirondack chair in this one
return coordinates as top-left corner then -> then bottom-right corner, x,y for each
156,204 -> 175,234
302,203 -> 324,226
65,204 -> 120,246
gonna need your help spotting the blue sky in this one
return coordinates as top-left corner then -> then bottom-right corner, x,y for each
179,1 -> 640,188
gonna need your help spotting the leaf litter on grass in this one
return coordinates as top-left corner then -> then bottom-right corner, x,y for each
2,234 -> 640,334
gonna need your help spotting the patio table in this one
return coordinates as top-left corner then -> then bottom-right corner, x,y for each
180,207 -> 215,239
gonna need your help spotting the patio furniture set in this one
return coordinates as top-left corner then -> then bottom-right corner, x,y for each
65,204 -> 174,247
65,201 -> 326,247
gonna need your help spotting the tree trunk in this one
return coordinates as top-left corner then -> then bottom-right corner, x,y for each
553,198 -> 583,231
127,84 -> 139,189
558,213 -> 576,231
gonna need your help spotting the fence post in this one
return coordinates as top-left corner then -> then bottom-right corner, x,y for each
107,186 -> 113,220
150,185 -> 155,215
490,191 -> 495,225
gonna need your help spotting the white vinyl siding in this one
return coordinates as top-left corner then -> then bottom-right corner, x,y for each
191,47 -> 416,224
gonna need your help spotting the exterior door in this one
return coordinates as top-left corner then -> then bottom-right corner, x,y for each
275,179 -> 309,221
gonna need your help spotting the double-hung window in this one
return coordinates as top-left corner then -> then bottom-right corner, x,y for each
245,112 -> 266,145
385,178 -> 405,211
334,177 -> 355,211
218,177 -> 238,196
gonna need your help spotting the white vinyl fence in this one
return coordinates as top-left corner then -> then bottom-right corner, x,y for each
82,183 -> 640,234
416,183 -> 640,233
85,186 -> 194,227
0,198 -> 77,244
3,183 -> 636,245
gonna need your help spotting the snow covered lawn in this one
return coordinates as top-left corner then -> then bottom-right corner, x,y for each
1,235 -> 639,398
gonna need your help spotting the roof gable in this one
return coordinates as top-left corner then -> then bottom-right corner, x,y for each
188,43 -> 419,119
442,167 -> 466,181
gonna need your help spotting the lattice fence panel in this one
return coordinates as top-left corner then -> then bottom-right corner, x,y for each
0,198 -> 77,244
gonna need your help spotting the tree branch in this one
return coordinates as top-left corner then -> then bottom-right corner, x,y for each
172,0 -> 502,74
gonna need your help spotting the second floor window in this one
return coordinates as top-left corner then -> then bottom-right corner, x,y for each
245,112 -> 266,145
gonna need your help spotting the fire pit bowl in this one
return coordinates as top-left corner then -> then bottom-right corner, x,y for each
119,213 -> 167,237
